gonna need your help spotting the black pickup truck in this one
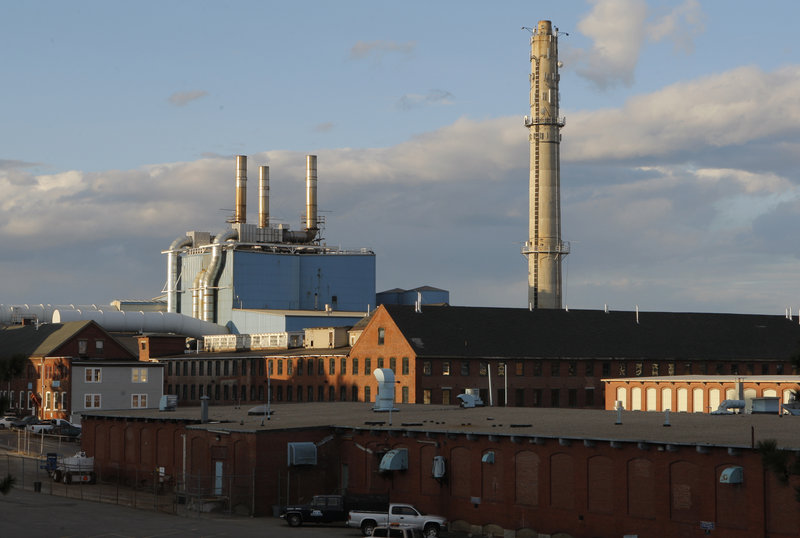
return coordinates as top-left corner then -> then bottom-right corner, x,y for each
281,494 -> 387,527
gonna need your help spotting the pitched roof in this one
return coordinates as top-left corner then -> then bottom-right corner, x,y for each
0,321 -> 94,357
383,305 -> 800,360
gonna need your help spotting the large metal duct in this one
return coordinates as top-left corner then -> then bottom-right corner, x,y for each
0,304 -> 101,324
201,229 -> 239,322
258,165 -> 269,228
52,309 -> 228,338
191,269 -> 205,319
234,155 -> 247,224
166,235 -> 193,313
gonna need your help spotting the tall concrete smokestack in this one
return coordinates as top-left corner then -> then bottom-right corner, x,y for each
234,155 -> 247,224
258,165 -> 269,228
305,155 -> 318,232
523,20 -> 569,309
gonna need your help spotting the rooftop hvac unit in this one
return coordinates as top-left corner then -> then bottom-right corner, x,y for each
372,368 -> 398,412
287,442 -> 317,466
719,466 -> 744,484
379,448 -> 408,471
159,395 -> 178,411
432,456 -> 446,478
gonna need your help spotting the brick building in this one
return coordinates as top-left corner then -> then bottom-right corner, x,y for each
80,403 -> 800,537
0,320 -> 137,420
603,375 -> 800,413
349,305 -> 800,408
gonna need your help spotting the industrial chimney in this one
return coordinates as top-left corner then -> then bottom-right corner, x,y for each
523,20 -> 569,309
305,155 -> 318,232
258,165 -> 269,228
234,155 -> 247,224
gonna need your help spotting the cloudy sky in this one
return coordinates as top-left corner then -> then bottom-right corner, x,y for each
2,0 -> 799,315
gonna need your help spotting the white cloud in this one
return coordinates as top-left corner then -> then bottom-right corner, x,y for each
647,0 -> 705,53
396,89 -> 455,110
573,0 -> 649,88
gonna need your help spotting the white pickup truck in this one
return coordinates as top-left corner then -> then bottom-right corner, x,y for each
346,503 -> 447,537
27,418 -> 79,434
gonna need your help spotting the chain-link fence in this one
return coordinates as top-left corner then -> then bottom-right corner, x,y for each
0,430 -> 257,517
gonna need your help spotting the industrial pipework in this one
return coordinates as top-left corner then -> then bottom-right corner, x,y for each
234,155 -> 247,224
522,20 -> 570,309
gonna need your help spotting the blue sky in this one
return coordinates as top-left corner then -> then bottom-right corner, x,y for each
2,0 -> 800,315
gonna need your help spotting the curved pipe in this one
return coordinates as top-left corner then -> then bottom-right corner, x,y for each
201,229 -> 239,322
166,236 -> 193,313
53,309 -> 228,338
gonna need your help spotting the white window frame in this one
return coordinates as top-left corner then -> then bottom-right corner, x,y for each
45,391 -> 51,410
53,391 -> 60,411
132,368 -> 148,383
131,394 -> 147,408
84,393 -> 101,409
85,367 -> 101,383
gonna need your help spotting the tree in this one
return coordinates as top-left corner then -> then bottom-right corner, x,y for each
757,439 -> 800,502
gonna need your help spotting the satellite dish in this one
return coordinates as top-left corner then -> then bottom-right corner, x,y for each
557,61 -> 564,68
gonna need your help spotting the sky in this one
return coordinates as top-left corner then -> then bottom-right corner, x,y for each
2,0 -> 800,315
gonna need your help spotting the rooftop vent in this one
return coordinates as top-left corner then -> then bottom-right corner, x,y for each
287,442 -> 317,466
159,395 -> 177,411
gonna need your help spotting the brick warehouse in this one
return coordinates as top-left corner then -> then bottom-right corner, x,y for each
80,402 -> 800,537
146,305 -> 800,412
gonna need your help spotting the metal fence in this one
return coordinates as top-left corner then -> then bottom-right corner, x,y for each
0,430 -> 257,517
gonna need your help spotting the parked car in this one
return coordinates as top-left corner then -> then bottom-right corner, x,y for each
51,422 -> 82,441
347,503 -> 447,537
11,416 -> 39,430
0,415 -> 17,429
281,493 -> 388,527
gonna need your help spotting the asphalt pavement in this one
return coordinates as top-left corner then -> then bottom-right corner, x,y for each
0,485 -> 362,538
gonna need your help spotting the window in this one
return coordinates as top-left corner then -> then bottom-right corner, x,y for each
364,386 -> 371,402
224,360 -> 229,376
329,358 -> 336,375
183,362 -> 188,376
340,358 -> 346,375
277,386 -> 283,401
585,387 -> 595,406
53,392 -> 60,411
762,363 -> 770,375
378,327 -> 385,345
215,384 -> 220,400
551,362 -> 560,377
515,388 -> 525,406
365,358 -> 371,374
191,361 -> 196,376
422,361 -> 432,376
776,363 -> 784,375
329,386 -> 335,401
515,361 -> 524,376
461,361 -> 470,376
389,357 -> 396,373
442,361 -> 450,376
618,363 -> 627,376
602,362 -> 610,377
131,394 -> 147,408
45,391 -> 51,410
308,386 -> 314,401
635,363 -> 643,376
268,360 -> 273,376
307,359 -> 313,376
85,394 -> 101,409
277,359 -> 283,375
584,361 -> 594,376
402,386 -> 409,403
258,386 -> 265,400
716,362 -> 724,375
731,364 -> 739,375
442,389 -> 451,405
532,361 -> 542,376
287,360 -> 293,376
568,361 -> 577,376
318,358 -> 324,376
85,368 -> 101,383
168,362 -> 173,376
423,389 -> 431,404
78,340 -> 88,356
95,339 -> 104,353
61,391 -> 67,409
318,386 -> 325,401
651,363 -> 659,376
377,357 -> 384,369
297,358 -> 303,375
223,385 -> 229,401
479,362 -> 488,376
352,358 -> 359,375
568,389 -> 577,407
550,389 -> 560,407
352,385 -> 358,401
132,368 -> 148,383
340,386 -> 347,401
232,360 -> 238,375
